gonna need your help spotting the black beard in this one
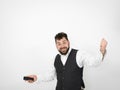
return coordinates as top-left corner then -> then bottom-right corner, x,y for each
59,47 -> 69,55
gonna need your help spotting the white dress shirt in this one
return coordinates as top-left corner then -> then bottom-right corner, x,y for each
37,48 -> 103,82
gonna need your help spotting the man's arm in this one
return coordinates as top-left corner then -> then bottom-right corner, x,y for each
23,59 -> 56,83
76,38 -> 108,67
24,67 -> 56,83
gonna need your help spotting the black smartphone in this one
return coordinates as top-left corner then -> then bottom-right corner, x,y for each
23,76 -> 34,81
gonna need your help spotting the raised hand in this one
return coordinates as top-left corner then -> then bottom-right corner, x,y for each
100,38 -> 108,56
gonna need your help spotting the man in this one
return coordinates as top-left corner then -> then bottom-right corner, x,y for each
24,32 -> 107,90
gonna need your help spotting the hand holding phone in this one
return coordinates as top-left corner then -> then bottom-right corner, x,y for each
23,75 -> 37,83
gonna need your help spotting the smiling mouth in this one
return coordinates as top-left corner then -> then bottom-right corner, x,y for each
59,47 -> 69,55
60,48 -> 67,51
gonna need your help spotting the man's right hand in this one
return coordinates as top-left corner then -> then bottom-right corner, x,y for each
24,75 -> 37,83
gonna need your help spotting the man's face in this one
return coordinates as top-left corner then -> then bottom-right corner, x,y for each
56,37 -> 70,55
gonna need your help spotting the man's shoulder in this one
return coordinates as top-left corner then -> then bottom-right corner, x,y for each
54,54 -> 60,59
71,48 -> 79,52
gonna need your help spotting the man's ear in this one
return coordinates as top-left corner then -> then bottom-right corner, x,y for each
68,40 -> 70,45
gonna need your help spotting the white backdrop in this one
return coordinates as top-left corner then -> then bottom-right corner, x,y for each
0,0 -> 120,90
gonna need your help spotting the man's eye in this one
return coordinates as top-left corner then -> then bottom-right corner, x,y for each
57,43 -> 61,46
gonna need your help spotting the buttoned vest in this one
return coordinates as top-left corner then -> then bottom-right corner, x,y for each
54,49 -> 85,90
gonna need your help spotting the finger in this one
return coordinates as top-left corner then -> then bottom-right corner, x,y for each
28,80 -> 34,83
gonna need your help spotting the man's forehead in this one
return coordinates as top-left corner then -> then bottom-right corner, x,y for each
56,37 -> 67,42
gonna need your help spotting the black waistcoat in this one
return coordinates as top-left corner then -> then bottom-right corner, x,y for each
54,49 -> 85,90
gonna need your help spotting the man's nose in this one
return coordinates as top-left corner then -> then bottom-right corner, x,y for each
60,45 -> 65,48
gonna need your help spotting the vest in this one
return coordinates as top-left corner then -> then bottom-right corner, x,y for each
54,49 -> 85,90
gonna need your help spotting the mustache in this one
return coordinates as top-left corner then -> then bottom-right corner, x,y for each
59,47 -> 69,55
60,47 -> 67,49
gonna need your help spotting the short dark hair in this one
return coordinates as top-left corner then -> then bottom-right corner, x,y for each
55,32 -> 68,41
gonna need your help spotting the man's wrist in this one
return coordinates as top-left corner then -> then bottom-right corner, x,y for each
100,49 -> 106,60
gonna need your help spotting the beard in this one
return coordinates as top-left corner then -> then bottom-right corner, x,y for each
59,47 -> 69,55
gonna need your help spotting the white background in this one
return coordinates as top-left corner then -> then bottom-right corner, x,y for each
0,0 -> 120,90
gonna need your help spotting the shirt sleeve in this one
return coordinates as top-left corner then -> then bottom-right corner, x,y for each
76,50 -> 103,68
36,59 -> 56,83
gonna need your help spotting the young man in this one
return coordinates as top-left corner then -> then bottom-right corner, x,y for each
24,32 -> 107,90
